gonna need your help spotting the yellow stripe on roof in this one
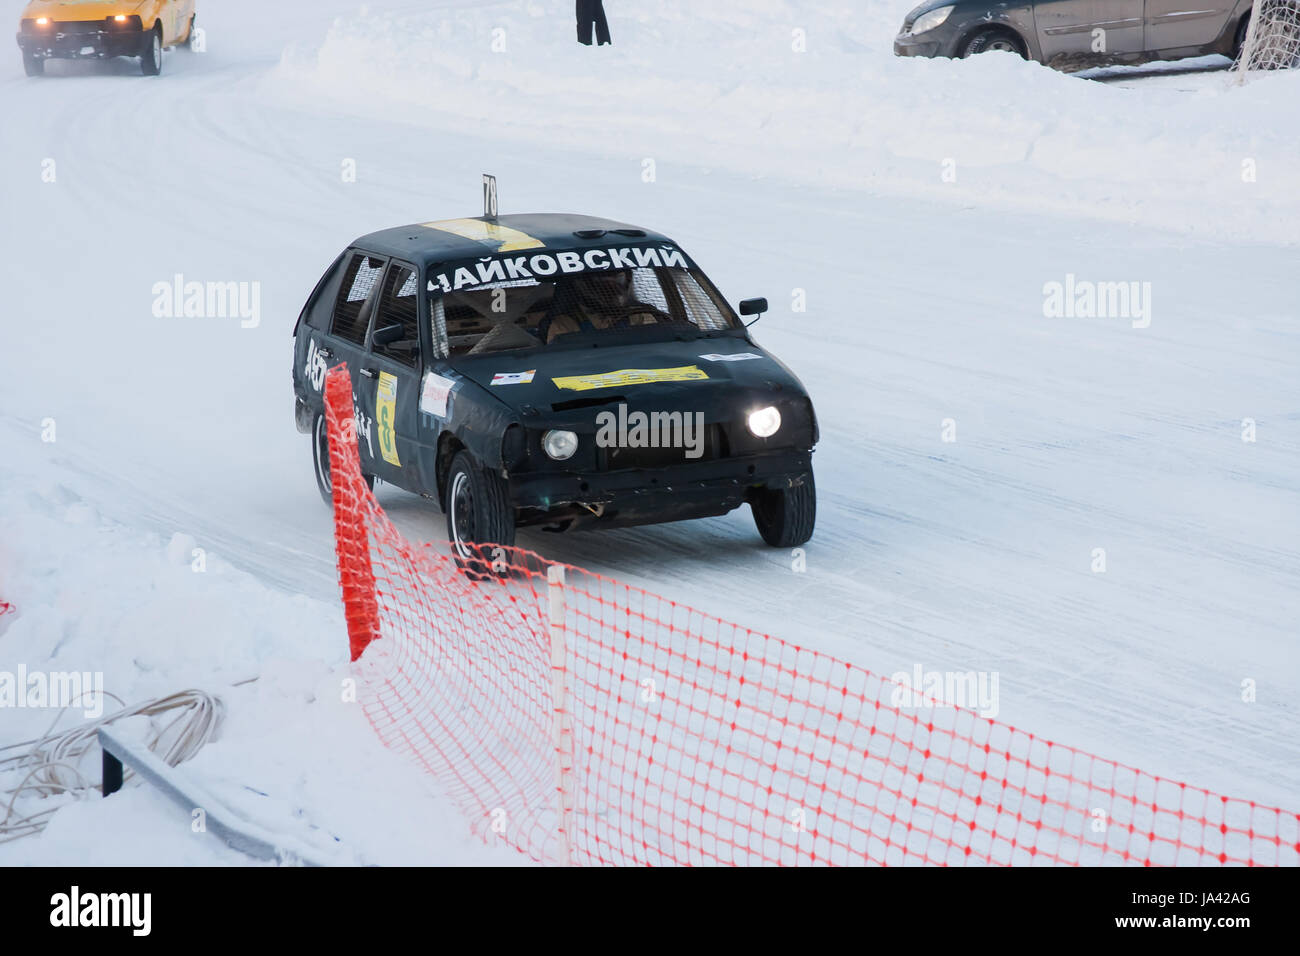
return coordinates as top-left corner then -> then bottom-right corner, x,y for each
420,218 -> 546,252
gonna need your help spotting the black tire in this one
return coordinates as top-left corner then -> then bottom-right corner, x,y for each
1234,15 -> 1251,59
960,28 -> 1028,59
23,52 -> 44,77
141,26 -> 162,76
182,15 -> 196,49
751,470 -> 817,548
445,450 -> 516,579
312,411 -> 375,507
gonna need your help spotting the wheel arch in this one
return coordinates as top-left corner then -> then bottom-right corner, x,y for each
436,432 -> 468,509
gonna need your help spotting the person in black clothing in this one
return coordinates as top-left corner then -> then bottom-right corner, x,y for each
576,0 -> 612,46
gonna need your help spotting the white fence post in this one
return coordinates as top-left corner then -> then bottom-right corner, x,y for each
548,564 -> 574,866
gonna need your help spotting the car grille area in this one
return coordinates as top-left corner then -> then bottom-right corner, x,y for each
600,423 -> 728,471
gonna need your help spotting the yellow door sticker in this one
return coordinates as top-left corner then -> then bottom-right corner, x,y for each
376,372 -> 401,467
552,366 -> 710,392
420,218 -> 546,252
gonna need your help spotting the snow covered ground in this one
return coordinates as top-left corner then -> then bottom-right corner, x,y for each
1,0 -> 1296,864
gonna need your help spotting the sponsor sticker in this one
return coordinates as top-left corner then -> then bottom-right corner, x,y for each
422,218 -> 546,253
304,339 -> 328,392
491,370 -> 536,386
420,372 -> 457,418
699,352 -> 763,363
376,372 -> 401,467
552,366 -> 709,392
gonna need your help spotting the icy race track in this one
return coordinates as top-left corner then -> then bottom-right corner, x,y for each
0,0 -> 1296,863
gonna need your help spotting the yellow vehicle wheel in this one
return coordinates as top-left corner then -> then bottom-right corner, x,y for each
22,52 -> 43,77
141,26 -> 162,76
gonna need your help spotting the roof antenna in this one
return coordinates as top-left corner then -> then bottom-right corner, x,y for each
483,173 -> 498,220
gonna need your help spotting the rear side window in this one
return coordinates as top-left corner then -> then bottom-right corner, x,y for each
371,264 -> 421,367
331,253 -> 386,345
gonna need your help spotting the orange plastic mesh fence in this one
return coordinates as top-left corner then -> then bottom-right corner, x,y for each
324,366 -> 1298,866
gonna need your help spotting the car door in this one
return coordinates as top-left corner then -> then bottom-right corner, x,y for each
357,260 -> 424,490
1143,0 -> 1236,52
1034,0 -> 1146,58
325,250 -> 388,474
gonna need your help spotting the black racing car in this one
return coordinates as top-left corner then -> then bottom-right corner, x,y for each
291,212 -> 818,561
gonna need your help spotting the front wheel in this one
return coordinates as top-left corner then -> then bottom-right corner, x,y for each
751,470 -> 817,547
22,52 -> 44,76
445,450 -> 516,579
959,28 -> 1027,58
313,411 -> 375,507
141,27 -> 162,75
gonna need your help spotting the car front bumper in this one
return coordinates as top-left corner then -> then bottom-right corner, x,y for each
894,33 -> 944,57
894,18 -> 970,58
17,25 -> 148,60
509,448 -> 814,530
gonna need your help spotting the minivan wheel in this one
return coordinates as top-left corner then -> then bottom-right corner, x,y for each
23,52 -> 44,76
445,450 -> 516,579
751,470 -> 817,548
313,412 -> 375,507
141,27 -> 162,75
182,15 -> 197,48
960,28 -> 1027,58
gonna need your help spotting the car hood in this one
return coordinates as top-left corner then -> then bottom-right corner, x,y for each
22,0 -> 147,19
449,336 -> 807,423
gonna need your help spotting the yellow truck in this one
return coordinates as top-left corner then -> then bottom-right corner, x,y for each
17,0 -> 196,76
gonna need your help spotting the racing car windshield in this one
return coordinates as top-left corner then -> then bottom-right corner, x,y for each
430,265 -> 742,358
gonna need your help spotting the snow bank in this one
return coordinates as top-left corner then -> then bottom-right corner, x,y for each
280,0 -> 1300,244
0,431 -> 517,866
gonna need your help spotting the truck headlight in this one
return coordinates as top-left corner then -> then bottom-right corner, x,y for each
911,5 -> 954,34
747,406 -> 781,439
542,430 -> 578,461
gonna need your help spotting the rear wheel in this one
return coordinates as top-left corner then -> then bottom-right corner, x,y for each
445,450 -> 516,579
182,15 -> 196,49
22,52 -> 44,77
313,412 -> 375,507
960,28 -> 1027,58
751,470 -> 817,548
141,27 -> 162,75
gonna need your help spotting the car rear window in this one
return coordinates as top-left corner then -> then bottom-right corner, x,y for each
431,266 -> 739,358
331,253 -> 385,346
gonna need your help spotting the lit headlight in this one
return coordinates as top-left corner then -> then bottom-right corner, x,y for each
747,406 -> 781,439
36,17 -> 51,26
911,5 -> 954,34
542,430 -> 578,461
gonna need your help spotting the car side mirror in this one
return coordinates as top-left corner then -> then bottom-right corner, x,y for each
372,323 -> 406,347
739,298 -> 768,327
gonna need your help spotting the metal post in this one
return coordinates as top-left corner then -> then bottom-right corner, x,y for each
102,747 -> 123,797
548,564 -> 574,866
